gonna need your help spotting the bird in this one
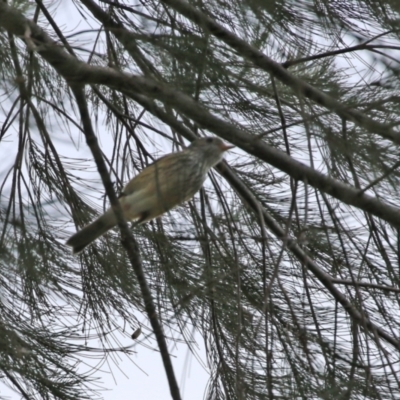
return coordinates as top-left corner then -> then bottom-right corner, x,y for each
66,137 -> 233,254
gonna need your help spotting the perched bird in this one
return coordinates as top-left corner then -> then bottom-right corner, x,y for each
66,137 -> 233,253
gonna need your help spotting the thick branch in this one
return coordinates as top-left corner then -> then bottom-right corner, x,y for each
125,93 -> 400,350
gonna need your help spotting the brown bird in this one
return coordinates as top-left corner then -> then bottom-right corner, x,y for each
66,137 -> 233,253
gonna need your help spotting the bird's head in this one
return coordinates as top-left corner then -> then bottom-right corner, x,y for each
189,137 -> 234,168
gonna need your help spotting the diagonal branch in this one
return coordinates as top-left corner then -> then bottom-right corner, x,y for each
70,85 -> 182,400
122,91 -> 400,350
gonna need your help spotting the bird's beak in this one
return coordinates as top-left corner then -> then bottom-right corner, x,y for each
220,143 -> 235,152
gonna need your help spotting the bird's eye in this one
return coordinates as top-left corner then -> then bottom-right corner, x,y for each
206,138 -> 214,143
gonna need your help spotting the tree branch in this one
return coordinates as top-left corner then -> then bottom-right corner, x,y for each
70,85 -> 182,400
121,91 -> 400,350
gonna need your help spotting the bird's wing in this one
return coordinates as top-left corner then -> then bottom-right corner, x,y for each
121,150 -> 199,217
122,153 -> 175,196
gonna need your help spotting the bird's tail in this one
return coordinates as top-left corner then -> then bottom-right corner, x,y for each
66,210 -> 116,254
